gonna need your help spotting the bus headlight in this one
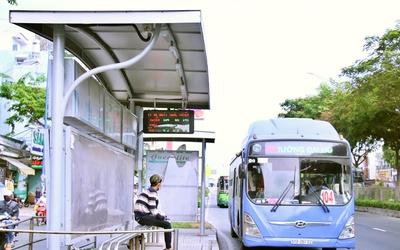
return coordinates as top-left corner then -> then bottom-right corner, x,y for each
243,213 -> 262,238
339,215 -> 355,239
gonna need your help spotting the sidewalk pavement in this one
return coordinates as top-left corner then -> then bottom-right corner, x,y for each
16,206 -> 219,250
144,227 -> 219,250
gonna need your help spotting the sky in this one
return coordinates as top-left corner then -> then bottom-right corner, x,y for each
2,0 -> 400,174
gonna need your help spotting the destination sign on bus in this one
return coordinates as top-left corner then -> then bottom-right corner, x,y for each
143,110 -> 194,134
249,141 -> 348,157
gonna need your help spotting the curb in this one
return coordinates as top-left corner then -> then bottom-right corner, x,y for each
356,206 -> 400,218
207,223 -> 220,250
207,239 -> 219,250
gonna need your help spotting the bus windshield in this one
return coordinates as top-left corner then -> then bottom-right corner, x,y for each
218,176 -> 229,191
246,157 -> 352,206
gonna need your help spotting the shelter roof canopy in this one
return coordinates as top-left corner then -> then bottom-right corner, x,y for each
9,9 -> 211,110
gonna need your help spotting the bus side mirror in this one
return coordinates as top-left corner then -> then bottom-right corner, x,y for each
239,164 -> 246,179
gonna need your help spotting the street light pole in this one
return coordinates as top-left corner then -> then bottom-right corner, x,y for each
307,72 -> 331,83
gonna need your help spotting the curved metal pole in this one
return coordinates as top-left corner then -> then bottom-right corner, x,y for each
61,23 -> 161,116
69,26 -> 134,97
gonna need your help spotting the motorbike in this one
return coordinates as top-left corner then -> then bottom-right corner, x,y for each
35,201 -> 46,226
0,212 -> 18,250
12,196 -> 24,209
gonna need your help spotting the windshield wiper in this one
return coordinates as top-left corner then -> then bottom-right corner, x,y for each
305,180 -> 330,213
271,181 -> 294,212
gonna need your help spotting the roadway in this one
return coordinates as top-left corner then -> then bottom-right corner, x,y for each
205,186 -> 400,250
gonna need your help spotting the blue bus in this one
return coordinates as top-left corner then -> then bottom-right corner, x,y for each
229,118 -> 355,250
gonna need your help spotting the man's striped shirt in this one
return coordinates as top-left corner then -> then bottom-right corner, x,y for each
134,187 -> 165,220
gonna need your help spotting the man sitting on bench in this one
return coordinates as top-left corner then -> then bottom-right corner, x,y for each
134,174 -> 173,250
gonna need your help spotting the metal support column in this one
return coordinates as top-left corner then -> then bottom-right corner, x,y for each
135,106 -> 144,192
49,24 -> 65,249
200,138 -> 206,235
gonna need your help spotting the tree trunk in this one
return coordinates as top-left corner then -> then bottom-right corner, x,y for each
396,146 -> 400,187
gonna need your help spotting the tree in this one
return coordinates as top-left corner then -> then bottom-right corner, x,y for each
278,80 -> 379,170
278,83 -> 334,119
0,72 -> 46,135
341,21 -> 400,185
278,22 -> 400,185
383,145 -> 396,168
323,80 -> 382,170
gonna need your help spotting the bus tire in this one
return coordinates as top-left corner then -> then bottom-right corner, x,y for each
230,226 -> 238,238
240,241 -> 249,250
322,248 -> 336,250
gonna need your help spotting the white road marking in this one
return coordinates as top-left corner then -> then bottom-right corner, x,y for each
372,228 -> 387,232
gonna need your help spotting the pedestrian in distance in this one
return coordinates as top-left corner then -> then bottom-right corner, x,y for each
34,187 -> 42,204
134,174 -> 173,250
35,190 -> 46,206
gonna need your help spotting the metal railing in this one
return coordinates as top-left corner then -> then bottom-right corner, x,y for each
0,216 -> 179,250
354,186 -> 400,201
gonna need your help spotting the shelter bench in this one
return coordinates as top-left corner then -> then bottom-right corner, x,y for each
98,224 -> 155,250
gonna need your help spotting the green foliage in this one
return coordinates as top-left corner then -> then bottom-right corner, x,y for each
278,83 -> 334,119
7,0 -> 17,5
0,72 -> 46,135
172,222 -> 194,228
172,221 -> 212,229
198,186 -> 209,198
356,198 -> 400,211
278,80 -> 375,168
383,145 -> 396,167
278,21 -> 400,181
197,186 -> 210,207
340,22 -> 400,183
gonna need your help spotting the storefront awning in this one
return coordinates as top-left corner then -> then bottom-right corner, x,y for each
0,156 -> 35,175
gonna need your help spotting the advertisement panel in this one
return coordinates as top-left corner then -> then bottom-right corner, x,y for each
146,150 -> 198,222
65,128 -> 135,245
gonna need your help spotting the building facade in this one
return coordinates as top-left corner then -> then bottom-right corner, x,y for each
0,21 -> 49,199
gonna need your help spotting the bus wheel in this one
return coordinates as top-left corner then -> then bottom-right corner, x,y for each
240,241 -> 249,250
230,226 -> 238,238
322,248 -> 336,250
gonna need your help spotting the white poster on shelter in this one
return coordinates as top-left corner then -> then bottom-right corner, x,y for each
146,150 -> 198,222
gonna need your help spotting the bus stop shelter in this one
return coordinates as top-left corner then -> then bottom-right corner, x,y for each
9,5 -> 212,248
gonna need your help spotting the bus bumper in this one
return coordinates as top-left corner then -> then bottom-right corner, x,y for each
218,200 -> 228,206
243,236 -> 356,249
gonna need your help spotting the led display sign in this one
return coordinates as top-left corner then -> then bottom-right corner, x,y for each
143,110 -> 194,134
249,141 -> 349,157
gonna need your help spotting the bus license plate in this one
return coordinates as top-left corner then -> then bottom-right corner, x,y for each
291,239 -> 313,245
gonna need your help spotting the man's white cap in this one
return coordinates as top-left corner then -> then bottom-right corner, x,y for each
0,188 -> 12,200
